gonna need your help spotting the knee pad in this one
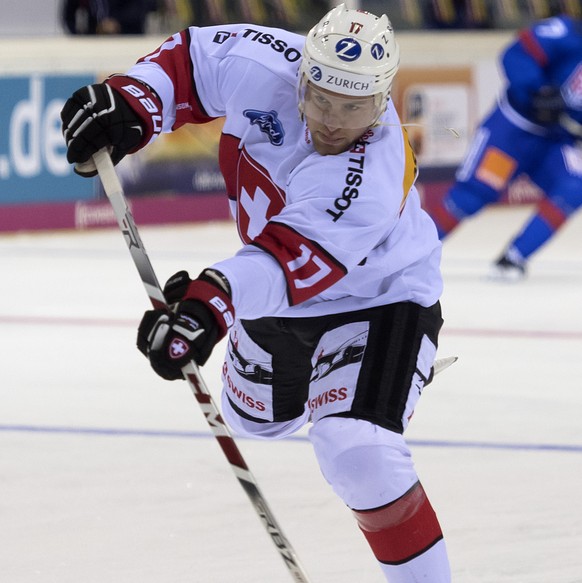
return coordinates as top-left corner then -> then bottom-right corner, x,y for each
221,391 -> 309,440
308,416 -> 417,509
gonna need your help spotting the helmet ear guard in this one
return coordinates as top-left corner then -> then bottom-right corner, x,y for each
298,3 -> 400,125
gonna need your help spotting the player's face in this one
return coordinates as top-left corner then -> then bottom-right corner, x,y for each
303,84 -> 379,155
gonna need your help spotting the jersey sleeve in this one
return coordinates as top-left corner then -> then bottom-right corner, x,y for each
124,25 -> 259,134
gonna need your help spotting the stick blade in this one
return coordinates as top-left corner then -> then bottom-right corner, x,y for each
432,356 -> 458,377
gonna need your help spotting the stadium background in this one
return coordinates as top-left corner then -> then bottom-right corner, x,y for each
0,0 -> 575,232
2,5 -> 582,582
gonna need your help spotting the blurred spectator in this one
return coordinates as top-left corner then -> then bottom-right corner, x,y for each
62,0 -> 158,35
363,0 -> 582,30
62,0 -> 100,34
179,0 -> 329,30
424,0 -> 493,29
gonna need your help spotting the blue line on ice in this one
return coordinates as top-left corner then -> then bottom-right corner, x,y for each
2,423 -> 581,453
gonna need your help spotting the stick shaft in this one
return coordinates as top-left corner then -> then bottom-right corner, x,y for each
93,148 -> 311,583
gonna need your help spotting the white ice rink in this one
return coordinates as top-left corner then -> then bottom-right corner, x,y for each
1,205 -> 581,583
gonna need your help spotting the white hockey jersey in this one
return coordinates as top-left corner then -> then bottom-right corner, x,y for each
127,24 -> 443,319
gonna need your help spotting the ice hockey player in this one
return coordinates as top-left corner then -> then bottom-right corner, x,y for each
429,14 -> 582,281
61,4 -> 451,581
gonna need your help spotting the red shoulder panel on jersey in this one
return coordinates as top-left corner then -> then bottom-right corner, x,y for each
253,221 -> 347,305
518,29 -> 549,67
219,134 -> 241,204
138,30 -> 217,129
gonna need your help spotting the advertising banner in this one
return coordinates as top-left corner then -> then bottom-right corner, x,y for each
0,74 -> 95,205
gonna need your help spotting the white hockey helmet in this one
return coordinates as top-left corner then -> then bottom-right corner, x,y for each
298,3 -> 400,126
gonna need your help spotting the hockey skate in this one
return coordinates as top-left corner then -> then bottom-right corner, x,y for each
488,254 -> 526,282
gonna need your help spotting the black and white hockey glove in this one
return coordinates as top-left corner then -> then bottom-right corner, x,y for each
530,86 -> 565,126
61,75 -> 162,177
137,270 -> 234,380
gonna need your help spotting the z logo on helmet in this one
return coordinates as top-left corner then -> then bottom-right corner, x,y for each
370,43 -> 384,60
335,38 -> 362,62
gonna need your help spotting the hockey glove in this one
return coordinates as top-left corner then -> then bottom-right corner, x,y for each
530,86 -> 565,126
61,76 -> 162,177
162,269 -> 194,306
137,271 -> 234,380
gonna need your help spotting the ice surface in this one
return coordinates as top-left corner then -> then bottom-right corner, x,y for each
1,206 -> 581,582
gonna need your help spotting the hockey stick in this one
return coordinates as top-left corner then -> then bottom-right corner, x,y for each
92,148 -> 312,583
432,356 -> 457,377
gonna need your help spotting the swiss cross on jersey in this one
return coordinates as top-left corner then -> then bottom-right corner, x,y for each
237,148 -> 286,243
254,222 -> 347,305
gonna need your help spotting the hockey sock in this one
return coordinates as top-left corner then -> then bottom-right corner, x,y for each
353,481 -> 448,579
309,418 -> 451,582
378,538 -> 450,583
510,198 -> 567,259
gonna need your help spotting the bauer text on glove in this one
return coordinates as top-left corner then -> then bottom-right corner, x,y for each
60,75 -> 162,177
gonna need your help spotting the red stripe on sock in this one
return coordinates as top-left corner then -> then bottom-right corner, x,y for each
538,199 -> 567,231
354,482 -> 443,565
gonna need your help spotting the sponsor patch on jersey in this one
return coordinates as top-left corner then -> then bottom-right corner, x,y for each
211,28 -> 301,62
475,147 -> 516,190
563,63 -> 582,109
243,109 -> 285,146
335,38 -> 362,62
212,30 -> 233,44
326,141 -> 367,222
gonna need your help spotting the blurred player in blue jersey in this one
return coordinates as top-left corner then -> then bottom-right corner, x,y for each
430,15 -> 582,280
